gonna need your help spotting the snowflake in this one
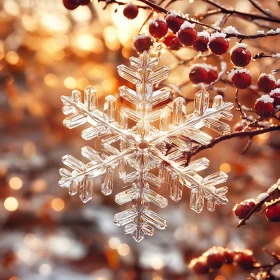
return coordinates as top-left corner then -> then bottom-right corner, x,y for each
59,52 -> 234,242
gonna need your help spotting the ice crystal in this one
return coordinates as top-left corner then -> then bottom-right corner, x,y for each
59,52 -> 234,242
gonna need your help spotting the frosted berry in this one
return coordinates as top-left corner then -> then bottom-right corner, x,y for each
234,252 -> 255,270
193,32 -> 210,52
134,35 -> 153,53
257,74 -> 276,93
165,11 -> 184,33
254,95 -> 274,117
189,258 -> 209,275
209,35 -> 229,55
189,65 -> 208,84
206,251 -> 225,269
224,250 -> 235,264
230,45 -> 251,67
230,69 -> 252,89
233,201 -> 255,219
149,18 -> 168,39
123,3 -> 139,19
63,0 -> 79,10
163,34 -> 181,50
234,120 -> 247,132
265,204 -> 280,222
270,89 -> 280,106
177,23 -> 197,46
205,68 -> 218,84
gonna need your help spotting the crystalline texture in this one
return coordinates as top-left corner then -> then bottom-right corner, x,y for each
59,52 -> 234,242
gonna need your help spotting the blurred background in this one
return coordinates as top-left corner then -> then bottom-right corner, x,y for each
0,0 -> 279,279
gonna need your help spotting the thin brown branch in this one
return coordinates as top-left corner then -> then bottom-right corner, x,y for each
137,0 -> 280,40
241,137 -> 253,154
190,125 -> 280,158
253,53 -> 280,60
201,0 -> 280,23
235,89 -> 246,119
248,0 -> 279,19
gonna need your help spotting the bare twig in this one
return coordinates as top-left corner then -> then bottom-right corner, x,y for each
190,125 -> 280,158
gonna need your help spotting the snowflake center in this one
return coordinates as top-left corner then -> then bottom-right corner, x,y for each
138,140 -> 149,149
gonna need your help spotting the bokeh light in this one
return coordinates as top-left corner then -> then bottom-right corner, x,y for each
9,177 -> 23,190
4,197 -> 18,211
51,198 -> 65,212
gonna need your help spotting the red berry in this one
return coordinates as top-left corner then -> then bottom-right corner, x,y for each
193,32 -> 210,52
257,74 -> 276,93
234,120 -> 247,132
134,35 -> 153,53
230,44 -> 251,67
205,68 -> 218,84
233,203 -> 252,219
270,89 -> 280,106
189,65 -> 208,84
177,23 -> 197,46
234,252 -> 255,270
254,95 -> 274,117
78,0 -> 90,5
165,11 -> 185,33
247,200 -> 256,208
189,258 -> 209,275
123,3 -> 139,20
230,69 -> 252,89
163,33 -> 182,50
63,0 -> 79,10
224,250 -> 235,264
209,34 -> 229,55
265,204 -> 280,222
205,251 -> 225,269
149,18 -> 168,39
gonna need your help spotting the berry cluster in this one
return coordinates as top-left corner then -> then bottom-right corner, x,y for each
134,11 -> 231,55
227,43 -> 253,90
254,75 -> 280,117
233,199 -> 256,219
189,64 -> 218,85
233,184 -> 280,224
189,247 -> 256,275
63,0 -> 90,10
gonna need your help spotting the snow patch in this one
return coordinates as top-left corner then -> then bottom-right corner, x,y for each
228,68 -> 251,79
180,20 -> 195,29
267,28 -> 280,34
211,32 -> 227,39
267,179 -> 280,194
223,26 -> 240,34
259,73 -> 276,82
256,94 -> 274,104
272,53 -> 280,58
256,192 -> 269,202
197,31 -> 210,39
230,42 -> 248,53
270,88 -> 280,95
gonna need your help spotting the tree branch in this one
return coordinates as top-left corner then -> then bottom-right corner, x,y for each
190,125 -> 280,158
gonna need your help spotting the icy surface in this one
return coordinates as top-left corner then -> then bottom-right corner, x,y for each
59,52 -> 233,241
